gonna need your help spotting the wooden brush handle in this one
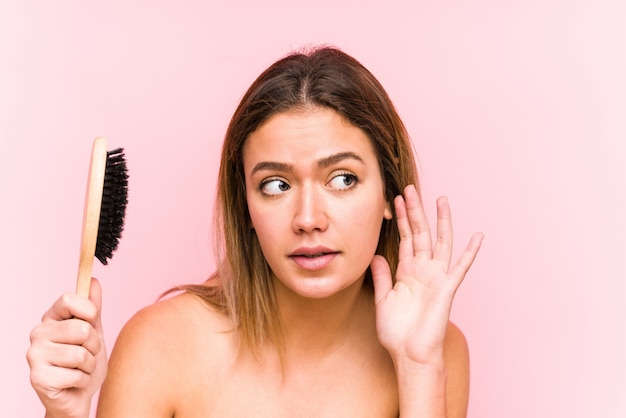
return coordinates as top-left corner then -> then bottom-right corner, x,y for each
76,137 -> 108,297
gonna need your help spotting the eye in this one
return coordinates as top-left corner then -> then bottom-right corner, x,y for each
260,178 -> 291,196
327,172 -> 358,190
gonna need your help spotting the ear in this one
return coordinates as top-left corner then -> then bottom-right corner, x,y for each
383,200 -> 393,220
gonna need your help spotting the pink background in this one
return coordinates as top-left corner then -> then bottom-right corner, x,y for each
2,1 -> 625,416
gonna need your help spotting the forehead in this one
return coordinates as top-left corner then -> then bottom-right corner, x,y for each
242,107 -> 378,167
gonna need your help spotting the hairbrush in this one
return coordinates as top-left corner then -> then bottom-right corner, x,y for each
75,137 -> 128,297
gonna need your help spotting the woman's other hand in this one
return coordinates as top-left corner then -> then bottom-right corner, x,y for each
27,277 -> 107,418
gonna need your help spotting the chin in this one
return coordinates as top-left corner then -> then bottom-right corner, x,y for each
279,275 -> 363,300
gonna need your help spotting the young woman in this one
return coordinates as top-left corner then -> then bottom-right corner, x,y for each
27,46 -> 483,417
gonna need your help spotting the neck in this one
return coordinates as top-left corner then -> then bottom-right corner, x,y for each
272,276 -> 374,360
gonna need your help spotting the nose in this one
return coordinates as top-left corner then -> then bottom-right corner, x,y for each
291,184 -> 329,234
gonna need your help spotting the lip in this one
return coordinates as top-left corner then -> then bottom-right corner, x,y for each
289,246 -> 339,271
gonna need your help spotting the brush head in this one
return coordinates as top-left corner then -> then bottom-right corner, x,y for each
95,147 -> 128,265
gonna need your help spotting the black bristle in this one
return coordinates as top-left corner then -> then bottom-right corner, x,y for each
95,147 -> 129,265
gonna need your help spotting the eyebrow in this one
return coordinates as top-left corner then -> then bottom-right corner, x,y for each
251,151 -> 365,176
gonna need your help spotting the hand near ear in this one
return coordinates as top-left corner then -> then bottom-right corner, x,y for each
371,185 -> 483,365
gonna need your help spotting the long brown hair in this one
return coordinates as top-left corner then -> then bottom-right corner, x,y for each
178,46 -> 419,354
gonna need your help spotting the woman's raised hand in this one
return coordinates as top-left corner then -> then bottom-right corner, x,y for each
371,185 -> 483,365
27,278 -> 108,418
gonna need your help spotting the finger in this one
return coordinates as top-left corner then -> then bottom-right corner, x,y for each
30,362 -> 92,392
31,315 -> 102,355
89,277 -> 105,334
370,255 -> 393,306
54,346 -> 98,374
27,341 -> 97,389
89,277 -> 103,313
90,278 -> 107,352
449,232 -> 484,286
432,196 -> 453,266
394,194 -> 414,262
403,184 -> 432,259
41,342 -> 99,374
42,293 -> 98,325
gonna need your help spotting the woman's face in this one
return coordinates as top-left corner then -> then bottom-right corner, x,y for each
243,107 -> 392,300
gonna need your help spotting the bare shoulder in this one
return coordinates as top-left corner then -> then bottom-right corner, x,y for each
121,291 -> 231,338
111,292 -> 233,362
97,292 -> 234,417
444,321 -> 469,361
443,321 -> 470,418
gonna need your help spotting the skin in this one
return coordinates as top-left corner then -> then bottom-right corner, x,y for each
27,279 -> 107,418
243,107 -> 393,302
27,107 -> 482,417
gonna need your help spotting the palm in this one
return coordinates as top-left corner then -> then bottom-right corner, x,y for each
371,185 -> 483,364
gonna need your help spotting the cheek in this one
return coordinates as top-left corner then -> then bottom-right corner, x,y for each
342,200 -> 386,248
246,190 -> 262,230
248,205 -> 280,247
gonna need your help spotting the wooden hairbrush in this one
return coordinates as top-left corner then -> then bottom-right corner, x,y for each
76,137 -> 128,297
